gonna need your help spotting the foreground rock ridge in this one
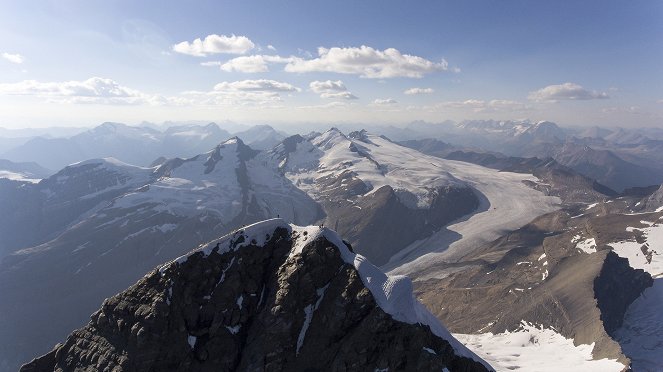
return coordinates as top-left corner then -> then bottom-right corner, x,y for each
22,219 -> 490,372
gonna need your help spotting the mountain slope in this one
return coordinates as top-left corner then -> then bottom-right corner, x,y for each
0,138 -> 322,370
0,157 -> 153,259
414,203 -> 659,369
22,219 -> 490,372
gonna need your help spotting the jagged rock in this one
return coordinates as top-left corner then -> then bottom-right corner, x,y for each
22,220 -> 490,372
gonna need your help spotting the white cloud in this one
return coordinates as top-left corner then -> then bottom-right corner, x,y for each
2,52 -> 24,64
404,87 -> 434,95
218,55 -> 292,73
309,80 -> 347,93
321,91 -> 358,100
528,83 -> 609,102
296,101 -> 352,110
172,34 -> 255,57
284,45 -> 451,78
213,79 -> 300,92
181,79 -> 301,106
0,77 -> 182,105
267,45 -> 277,51
308,80 -> 358,100
373,98 -> 397,105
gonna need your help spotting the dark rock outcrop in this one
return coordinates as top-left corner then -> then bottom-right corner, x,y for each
22,221 -> 489,372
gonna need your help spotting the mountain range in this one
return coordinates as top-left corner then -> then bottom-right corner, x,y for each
1,124 -> 662,371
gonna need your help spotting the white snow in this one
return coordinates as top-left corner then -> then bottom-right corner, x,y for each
236,295 -> 243,310
0,170 -> 41,183
614,279 -> 663,371
225,325 -> 241,334
422,347 -> 437,355
576,238 -> 597,254
278,129 -> 463,209
609,221 -> 663,369
586,203 -> 598,210
296,283 -> 329,355
187,335 -> 196,349
454,322 -> 624,372
384,151 -> 560,277
609,223 -> 663,277
109,138 -> 319,226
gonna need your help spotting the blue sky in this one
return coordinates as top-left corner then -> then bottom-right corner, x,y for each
0,0 -> 661,128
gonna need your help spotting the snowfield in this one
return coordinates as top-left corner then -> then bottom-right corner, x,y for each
454,322 -> 623,372
278,129 -> 464,209
271,128 -> 561,278
386,159 -> 561,278
610,215 -> 663,370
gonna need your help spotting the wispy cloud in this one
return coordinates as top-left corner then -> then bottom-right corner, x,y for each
0,77 -> 182,105
213,79 -> 300,92
2,52 -> 24,64
285,46 -> 452,78
320,91 -> 358,100
373,98 -> 397,105
528,83 -> 609,102
182,79 -> 301,106
404,87 -> 434,95
172,34 -> 255,56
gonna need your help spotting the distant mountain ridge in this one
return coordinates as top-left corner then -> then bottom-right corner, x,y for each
0,122 -> 288,171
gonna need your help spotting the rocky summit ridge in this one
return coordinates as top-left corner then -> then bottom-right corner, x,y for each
22,219 -> 490,372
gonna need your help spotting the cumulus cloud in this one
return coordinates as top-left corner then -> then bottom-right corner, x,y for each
285,46 -> 451,78
404,87 -> 434,95
267,45 -> 277,51
2,52 -> 24,64
0,77 -> 181,105
308,79 -> 357,100
528,83 -> 609,102
218,55 -> 293,73
172,34 -> 255,56
373,98 -> 397,105
181,79 -> 301,106
309,80 -> 347,93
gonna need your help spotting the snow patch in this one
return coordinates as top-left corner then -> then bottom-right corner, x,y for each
296,283 -> 329,355
614,279 -> 663,370
609,223 -> 663,277
576,238 -> 597,254
422,347 -> 437,355
187,335 -> 196,349
454,322 -> 624,372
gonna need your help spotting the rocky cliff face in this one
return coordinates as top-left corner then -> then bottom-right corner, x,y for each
22,219 -> 490,372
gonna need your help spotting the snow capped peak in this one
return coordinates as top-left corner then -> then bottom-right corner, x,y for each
161,218 -> 488,367
223,136 -> 240,145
